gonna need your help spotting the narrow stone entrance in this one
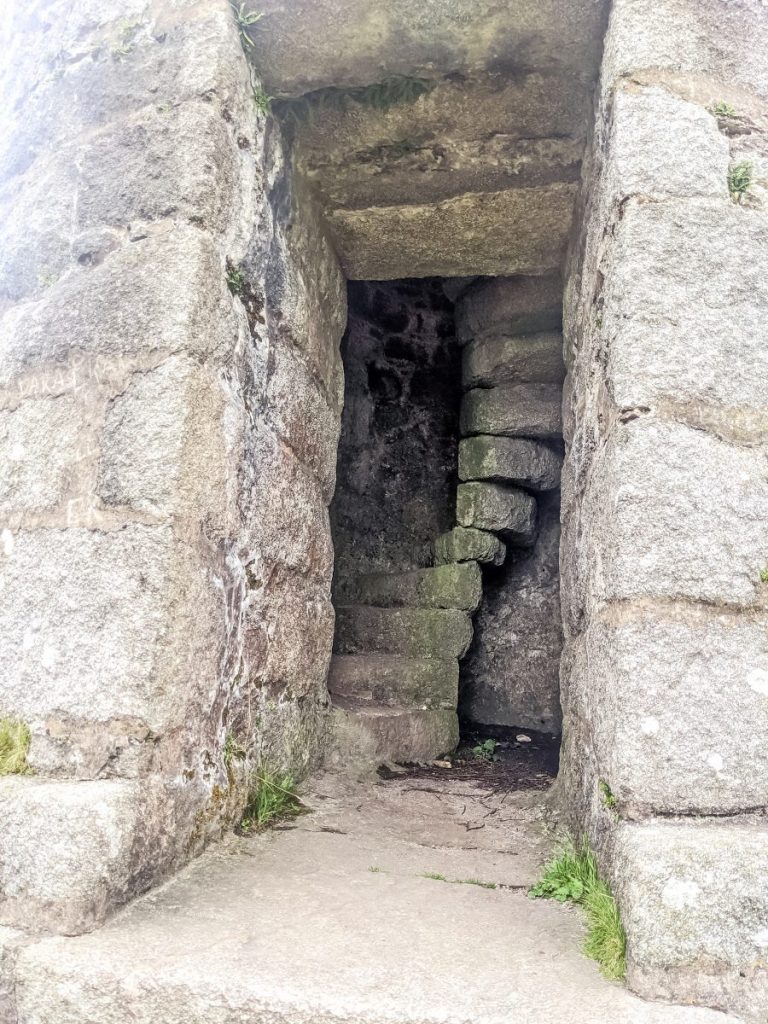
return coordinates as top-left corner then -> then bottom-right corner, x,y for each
327,273 -> 566,765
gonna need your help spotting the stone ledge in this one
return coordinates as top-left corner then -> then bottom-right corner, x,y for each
611,818 -> 768,1020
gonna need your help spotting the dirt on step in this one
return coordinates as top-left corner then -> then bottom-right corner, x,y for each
378,725 -> 559,791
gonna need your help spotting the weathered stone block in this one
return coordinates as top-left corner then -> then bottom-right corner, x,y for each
297,72 -> 588,209
328,655 -> 459,710
328,700 -> 459,767
582,418 -> 768,607
604,200 -> 768,427
0,525 -> 224,777
612,818 -> 768,1019
605,85 -> 729,203
244,579 -> 335,700
0,396 -> 83,517
461,492 -> 562,733
246,422 -> 334,585
254,0 -> 607,94
0,926 -> 24,1024
0,777 -> 144,933
0,8 -> 248,182
460,384 -> 562,439
0,226 -> 233,389
456,482 -> 537,543
462,331 -> 565,390
459,436 -> 562,490
349,562 -> 482,612
98,356 -> 242,532
433,526 -> 506,567
265,343 -> 341,501
584,606 -> 768,815
334,606 -> 473,660
456,274 -> 562,344
602,0 -> 768,102
328,184 -> 577,280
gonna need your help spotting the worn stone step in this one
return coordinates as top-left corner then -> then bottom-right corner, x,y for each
334,606 -> 474,659
459,435 -> 562,490
433,526 -> 507,567
462,331 -> 565,390
456,273 -> 562,344
456,482 -> 537,543
327,698 -> 459,766
460,383 -> 563,439
347,562 -> 482,611
328,655 -> 459,709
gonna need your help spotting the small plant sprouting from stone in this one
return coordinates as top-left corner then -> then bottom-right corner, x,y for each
760,568 -> 768,584
472,738 -> 498,762
239,769 -> 305,833
230,1 -> 264,51
0,718 -> 32,776
224,733 -> 247,766
712,101 -> 736,118
531,838 -> 626,980
226,263 -> 246,296
368,865 -> 384,873
458,878 -> 498,890
277,75 -> 435,126
728,161 -> 753,204
249,68 -> 272,116
599,780 -> 617,810
420,871 -> 448,882
110,17 -> 143,61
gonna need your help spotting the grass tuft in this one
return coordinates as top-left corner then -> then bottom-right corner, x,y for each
239,769 -> 305,833
599,780 -> 617,810
0,718 -> 32,776
712,101 -> 736,118
531,838 -> 626,980
728,160 -> 753,203
760,567 -> 768,584
458,878 -> 497,890
230,1 -> 264,50
420,871 -> 448,882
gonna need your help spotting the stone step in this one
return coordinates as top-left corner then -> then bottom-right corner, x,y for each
460,382 -> 563,439
433,526 -> 507,567
327,654 -> 459,709
456,273 -> 563,344
459,435 -> 562,490
334,606 -> 473,659
327,698 -> 459,766
462,330 -> 565,390
346,562 -> 482,611
456,482 -> 537,543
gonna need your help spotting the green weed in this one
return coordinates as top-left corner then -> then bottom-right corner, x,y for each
230,2 -> 264,50
226,264 -> 246,295
368,866 -> 384,873
759,567 -> 768,584
599,780 -> 617,810
239,769 -> 305,833
712,101 -> 736,118
420,871 -> 448,882
531,839 -> 625,979
458,878 -> 498,890
728,160 -> 753,203
0,718 -> 32,776
472,738 -> 498,762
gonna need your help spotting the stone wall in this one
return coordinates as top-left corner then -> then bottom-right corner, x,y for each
331,280 -> 459,592
557,0 -> 768,1017
0,0 -> 345,935
451,276 -> 565,735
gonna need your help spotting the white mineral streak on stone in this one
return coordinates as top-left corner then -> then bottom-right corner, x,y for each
1,529 -> 13,556
753,928 -> 768,949
662,879 -> 702,911
747,668 -> 768,696
705,753 -> 724,772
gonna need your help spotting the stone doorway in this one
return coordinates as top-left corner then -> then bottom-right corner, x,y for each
326,273 -> 566,765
